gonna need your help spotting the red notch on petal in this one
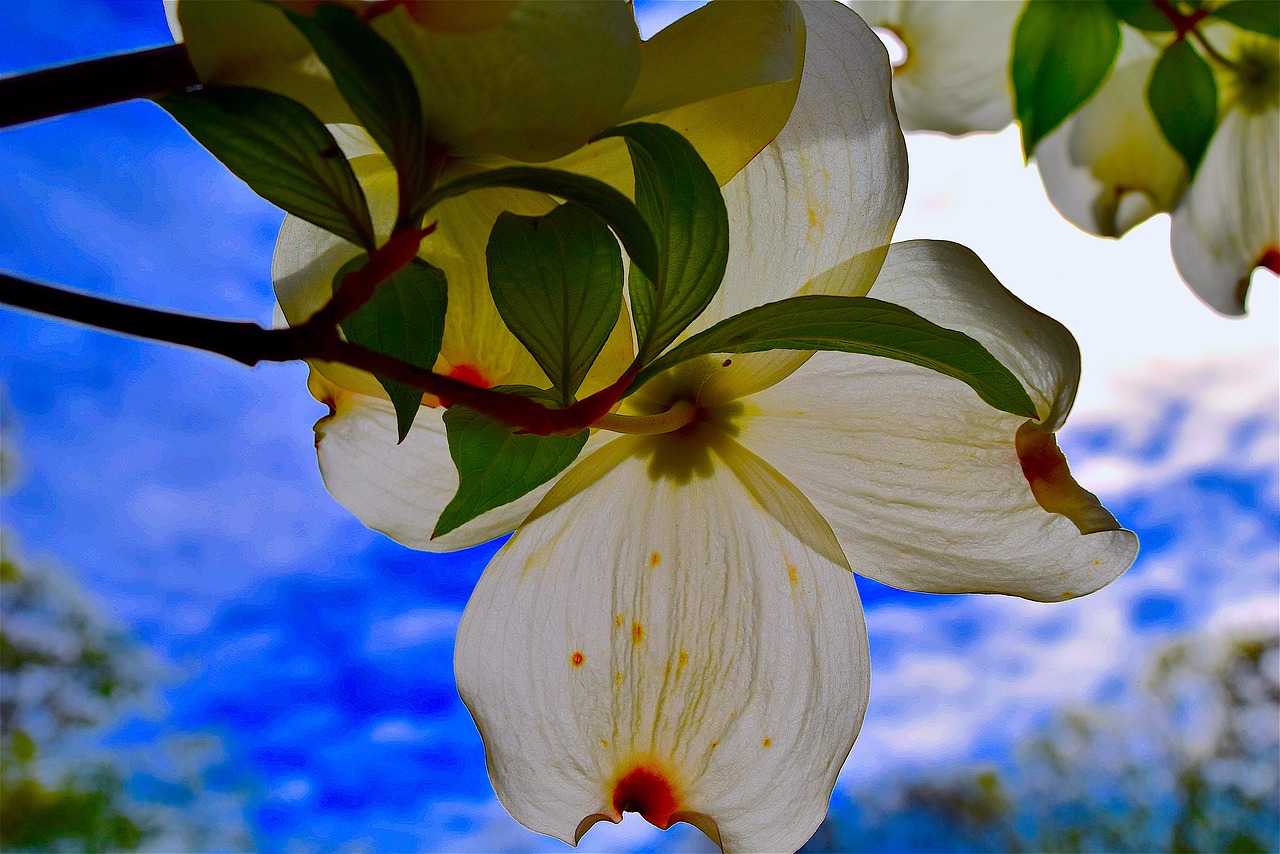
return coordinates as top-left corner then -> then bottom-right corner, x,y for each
612,766 -> 678,829
1259,247 -> 1280,276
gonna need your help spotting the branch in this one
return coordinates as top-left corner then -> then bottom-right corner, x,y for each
0,45 -> 200,129
0,273 -> 630,436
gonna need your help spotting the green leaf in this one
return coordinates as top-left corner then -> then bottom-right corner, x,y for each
425,166 -> 660,286
600,122 -> 730,362
1148,39 -> 1218,175
634,295 -> 1038,419
334,255 -> 448,441
282,4 -> 433,228
1211,0 -> 1280,37
435,386 -> 588,538
158,86 -> 376,250
1103,0 -> 1177,31
1012,0 -> 1122,157
487,203 -> 624,406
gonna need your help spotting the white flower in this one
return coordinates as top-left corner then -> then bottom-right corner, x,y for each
1170,30 -> 1279,315
1035,27 -> 1188,238
273,4 -> 1137,850
847,0 -> 1021,135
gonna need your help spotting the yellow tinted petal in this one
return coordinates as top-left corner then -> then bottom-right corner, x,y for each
371,1 -> 641,162
172,0 -> 354,124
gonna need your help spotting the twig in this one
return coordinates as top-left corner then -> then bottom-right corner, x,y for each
0,272 -> 631,436
0,45 -> 199,128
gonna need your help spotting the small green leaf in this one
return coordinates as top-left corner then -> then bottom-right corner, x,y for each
425,166 -> 660,286
1012,0 -> 1122,157
10,729 -> 35,763
1103,0 -> 1177,31
600,123 -> 730,362
487,204 -> 624,406
1211,0 -> 1280,37
159,86 -> 376,250
1148,39 -> 1218,175
283,4 -> 433,228
335,255 -> 448,441
634,295 -> 1038,418
435,387 -> 588,538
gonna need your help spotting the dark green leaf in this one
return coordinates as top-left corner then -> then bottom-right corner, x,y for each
487,204 -> 624,406
634,295 -> 1038,418
1103,0 -> 1177,31
159,86 -> 376,250
600,123 -> 729,361
435,386 -> 588,538
1211,0 -> 1280,37
1148,39 -> 1218,175
335,255 -> 448,441
283,4 -> 433,228
425,167 -> 660,285
1012,0 -> 1122,157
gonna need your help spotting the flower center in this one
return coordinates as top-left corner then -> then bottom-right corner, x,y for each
1226,38 -> 1279,114
872,26 -> 910,71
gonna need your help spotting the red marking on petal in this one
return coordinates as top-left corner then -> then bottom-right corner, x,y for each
1259,247 -> 1280,276
434,364 -> 491,409
612,767 -> 678,830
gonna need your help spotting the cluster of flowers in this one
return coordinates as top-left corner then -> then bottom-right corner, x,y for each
853,0 -> 1279,316
170,2 -> 1138,851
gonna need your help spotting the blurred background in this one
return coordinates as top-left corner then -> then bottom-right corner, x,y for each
0,1 -> 1276,851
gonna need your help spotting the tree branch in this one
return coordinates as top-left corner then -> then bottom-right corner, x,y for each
0,272 -> 632,436
0,45 -> 200,129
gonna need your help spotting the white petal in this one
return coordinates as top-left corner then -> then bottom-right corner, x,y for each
1171,103 -> 1279,316
696,0 -> 907,331
309,371 -> 613,551
455,430 -> 868,853
732,240 -> 1138,601
849,0 -> 1019,135
863,240 -> 1083,429
1035,29 -> 1187,238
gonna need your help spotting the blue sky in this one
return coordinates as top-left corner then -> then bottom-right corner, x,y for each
1,2 -> 1277,852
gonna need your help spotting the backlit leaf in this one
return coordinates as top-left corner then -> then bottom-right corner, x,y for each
335,255 -> 448,441
1148,38 -> 1218,175
601,122 -> 729,361
635,295 -> 1038,418
1012,0 -> 1121,157
487,203 -> 624,405
435,387 -> 588,538
159,86 -> 376,250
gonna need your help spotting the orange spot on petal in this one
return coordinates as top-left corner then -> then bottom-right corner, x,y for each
649,551 -> 661,568
762,737 -> 772,748
613,767 -> 679,829
570,651 -> 585,668
632,622 -> 644,644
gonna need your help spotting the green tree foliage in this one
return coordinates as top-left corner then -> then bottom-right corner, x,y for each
804,624 -> 1280,853
0,418 -> 250,853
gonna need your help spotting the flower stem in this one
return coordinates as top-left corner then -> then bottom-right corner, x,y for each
0,44 -> 199,129
593,400 -> 698,435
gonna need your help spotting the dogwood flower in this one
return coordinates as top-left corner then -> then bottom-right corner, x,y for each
847,1 -> 1278,316
273,4 -> 1137,850
1169,28 -> 1279,315
846,0 -> 1021,135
